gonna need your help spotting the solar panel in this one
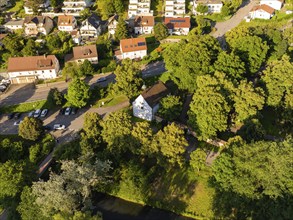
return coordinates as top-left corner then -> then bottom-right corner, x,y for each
138,42 -> 146,46
170,20 -> 184,23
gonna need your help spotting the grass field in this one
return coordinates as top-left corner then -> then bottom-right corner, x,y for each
0,100 -> 53,114
94,94 -> 129,108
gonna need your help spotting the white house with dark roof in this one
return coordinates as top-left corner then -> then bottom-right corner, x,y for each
7,55 -> 60,84
80,13 -> 106,38
260,0 -> 283,10
24,0 -> 50,14
3,19 -> 24,32
249,4 -> 275,19
24,16 -> 53,36
192,0 -> 223,14
65,44 -> 98,64
133,81 -> 169,121
120,37 -> 147,60
108,14 -> 119,35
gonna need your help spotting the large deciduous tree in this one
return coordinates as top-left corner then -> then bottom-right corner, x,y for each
82,112 -> 102,144
154,23 -> 169,40
190,149 -> 207,172
114,17 -> 128,41
19,117 -> 43,141
158,95 -> 182,121
47,88 -> 64,106
65,79 -> 90,108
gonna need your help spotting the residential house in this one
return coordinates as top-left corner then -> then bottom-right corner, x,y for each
80,13 -> 106,38
165,0 -> 186,17
24,0 -> 50,14
3,19 -> 24,32
108,14 -> 119,35
7,55 -> 60,84
62,0 -> 93,16
24,16 -> 53,36
70,30 -> 82,44
120,37 -> 147,60
58,15 -> 77,32
132,81 -> 169,121
134,16 -> 154,35
128,0 -> 153,18
65,44 -> 98,64
192,0 -> 223,14
249,4 -> 275,19
260,0 -> 283,10
164,17 -> 190,35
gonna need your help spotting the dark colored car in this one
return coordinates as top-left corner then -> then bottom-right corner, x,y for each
43,125 -> 51,131
7,113 -> 14,120
71,107 -> 78,115
14,112 -> 21,119
59,108 -> 66,115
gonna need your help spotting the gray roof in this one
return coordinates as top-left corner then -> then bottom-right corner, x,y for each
24,16 -> 54,33
142,81 -> 169,107
86,13 -> 106,29
4,19 -> 24,26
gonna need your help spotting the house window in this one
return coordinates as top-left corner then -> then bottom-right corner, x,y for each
42,71 -> 44,73
140,106 -> 144,109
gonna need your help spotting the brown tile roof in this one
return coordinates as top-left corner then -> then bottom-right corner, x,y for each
164,17 -> 191,29
134,16 -> 155,27
251,4 -> 275,14
120,38 -> 147,53
8,55 -> 58,72
58,15 -> 75,26
195,0 -> 222,4
65,44 -> 98,62
142,81 -> 169,107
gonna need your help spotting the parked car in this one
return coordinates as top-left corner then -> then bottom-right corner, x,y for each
96,77 -> 107,83
43,125 -> 51,131
14,112 -> 21,119
13,120 -> 22,126
0,84 -> 6,91
34,109 -> 41,118
64,107 -> 71,116
40,109 -> 48,117
53,124 -> 66,130
59,108 -> 66,115
71,107 -> 78,115
28,111 -> 34,117
7,113 -> 14,120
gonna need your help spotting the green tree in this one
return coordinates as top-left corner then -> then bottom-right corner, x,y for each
96,0 -> 115,19
19,117 -> 43,141
0,138 -> 23,162
114,17 -> 128,41
158,95 -> 182,121
154,23 -> 169,40
214,51 -> 246,80
188,75 -> 231,140
65,79 -> 90,108
79,59 -> 95,76
62,62 -> 81,79
2,34 -> 24,55
152,123 -> 188,167
47,88 -> 64,106
262,55 -> 293,107
112,59 -> 142,98
21,39 -> 37,56
196,3 -> 209,14
237,118 -> 265,142
101,111 -> 132,153
25,0 -> 45,14
82,112 -> 102,144
194,16 -> 212,34
190,149 -> 206,172
53,211 -> 102,220
45,34 -> 62,52
114,0 -> 124,13
233,81 -> 265,122
32,160 -> 111,217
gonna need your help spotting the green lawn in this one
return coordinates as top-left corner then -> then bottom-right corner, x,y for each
8,0 -> 23,12
0,100 -> 53,114
94,94 -> 129,108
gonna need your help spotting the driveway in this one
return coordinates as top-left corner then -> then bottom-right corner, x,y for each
141,61 -> 166,78
212,0 -> 258,38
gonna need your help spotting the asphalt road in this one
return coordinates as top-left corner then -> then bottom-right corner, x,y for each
0,61 -> 166,107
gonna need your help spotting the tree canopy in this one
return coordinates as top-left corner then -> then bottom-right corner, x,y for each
65,79 -> 90,108
19,117 -> 43,141
154,23 -> 169,40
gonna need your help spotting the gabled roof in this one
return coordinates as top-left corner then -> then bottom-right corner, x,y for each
85,13 -> 106,29
134,16 -> 155,27
251,4 -> 275,14
120,38 -> 147,53
164,17 -> 191,29
4,19 -> 24,26
141,81 -> 169,107
24,16 -> 53,33
65,44 -> 98,62
8,55 -> 58,72
58,15 -> 75,26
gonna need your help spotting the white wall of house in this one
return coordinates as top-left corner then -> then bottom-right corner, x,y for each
121,49 -> 147,60
134,26 -> 153,34
192,2 -> 223,14
108,20 -> 118,35
9,68 -> 57,80
58,25 -> 75,32
4,24 -> 23,31
80,22 -> 99,37
132,95 -> 154,121
74,57 -> 98,64
168,27 -> 189,35
249,10 -> 272,19
260,0 -> 282,10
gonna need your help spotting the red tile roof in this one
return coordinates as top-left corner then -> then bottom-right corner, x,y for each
251,4 -> 275,15
164,17 -> 191,29
120,38 -> 147,53
134,16 -> 155,27
58,15 -> 75,26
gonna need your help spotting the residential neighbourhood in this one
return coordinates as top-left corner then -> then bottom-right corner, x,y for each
0,0 -> 292,220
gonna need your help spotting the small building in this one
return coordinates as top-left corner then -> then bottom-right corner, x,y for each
108,14 -> 119,35
128,0 -> 153,18
164,17 -> 190,35
24,0 -> 50,15
3,19 -> 24,32
65,44 -> 98,64
24,16 -> 53,36
249,4 -> 275,19
165,0 -> 186,17
192,0 -> 223,14
134,16 -> 154,35
7,55 -> 60,84
62,0 -> 93,16
260,0 -> 283,10
57,15 -> 77,32
132,81 -> 169,121
120,37 -> 147,60
80,13 -> 106,38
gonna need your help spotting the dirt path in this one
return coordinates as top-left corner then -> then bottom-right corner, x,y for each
212,0 -> 258,38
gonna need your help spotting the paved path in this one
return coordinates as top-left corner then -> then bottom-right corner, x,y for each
212,0 -> 258,38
